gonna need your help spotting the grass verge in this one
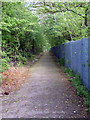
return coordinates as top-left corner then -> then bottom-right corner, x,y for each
58,58 -> 90,112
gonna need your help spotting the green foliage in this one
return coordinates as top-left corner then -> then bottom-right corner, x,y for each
58,58 -> 65,66
1,2 -> 90,110
64,68 -> 75,77
37,2 -> 89,47
64,67 -> 90,111
1,59 -> 10,72
0,50 -> 10,72
1,2 -> 90,72
1,2 -> 50,72
84,96 -> 90,107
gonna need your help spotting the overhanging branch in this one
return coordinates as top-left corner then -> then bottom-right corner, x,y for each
65,8 -> 85,18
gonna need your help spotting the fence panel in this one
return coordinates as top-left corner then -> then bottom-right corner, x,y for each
51,38 -> 90,91
88,39 -> 90,90
81,38 -> 90,90
65,42 -> 72,68
70,40 -> 82,75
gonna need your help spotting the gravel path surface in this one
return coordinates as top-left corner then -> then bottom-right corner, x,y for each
1,52 -> 88,118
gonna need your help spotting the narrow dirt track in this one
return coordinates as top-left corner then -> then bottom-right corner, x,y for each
2,52 -> 88,118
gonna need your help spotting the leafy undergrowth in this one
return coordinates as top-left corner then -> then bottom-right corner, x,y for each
1,66 -> 31,95
0,53 -> 43,95
58,58 -> 90,112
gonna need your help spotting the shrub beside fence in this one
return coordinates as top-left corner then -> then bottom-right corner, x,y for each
51,38 -> 90,91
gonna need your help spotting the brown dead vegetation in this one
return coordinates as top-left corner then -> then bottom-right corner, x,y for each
1,66 -> 31,94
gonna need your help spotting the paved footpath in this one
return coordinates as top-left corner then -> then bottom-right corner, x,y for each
2,52 -> 88,118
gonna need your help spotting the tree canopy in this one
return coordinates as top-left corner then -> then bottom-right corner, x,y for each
1,1 -> 90,71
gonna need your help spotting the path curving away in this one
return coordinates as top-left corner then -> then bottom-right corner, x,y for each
2,52 -> 88,118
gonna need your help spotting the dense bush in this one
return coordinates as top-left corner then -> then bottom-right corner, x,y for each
1,2 -> 48,72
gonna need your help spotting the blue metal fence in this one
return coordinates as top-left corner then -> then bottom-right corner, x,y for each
51,38 -> 90,91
